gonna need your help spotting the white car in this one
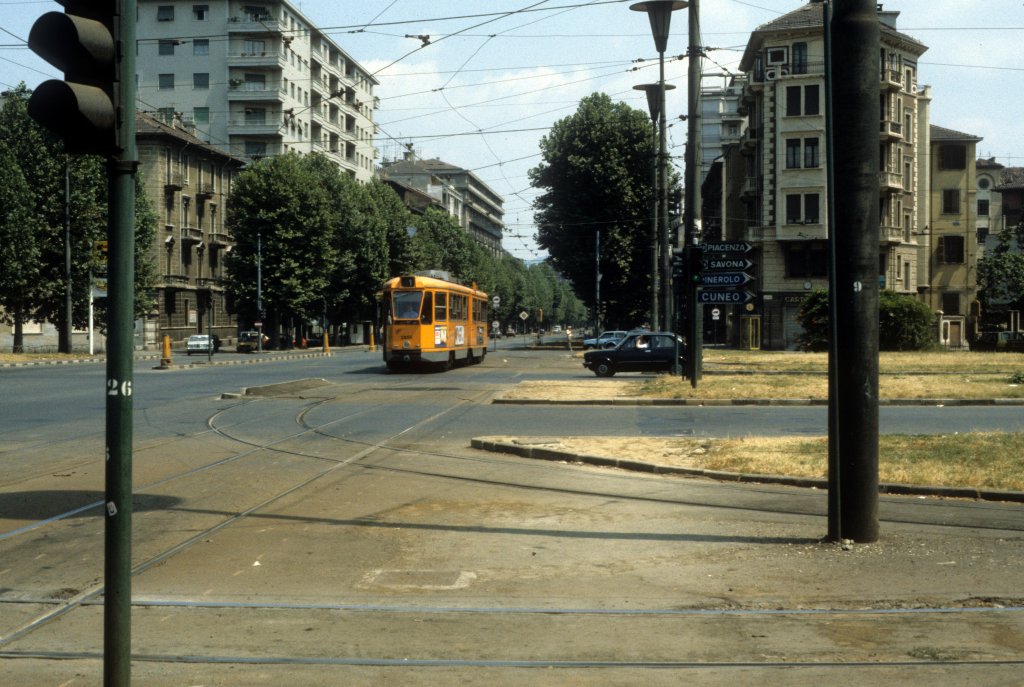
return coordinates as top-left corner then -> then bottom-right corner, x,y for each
582,330 -> 627,350
186,334 -> 220,355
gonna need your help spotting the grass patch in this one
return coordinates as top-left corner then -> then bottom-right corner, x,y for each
0,352 -> 101,364
705,432 -> 1024,491
704,349 -> 1024,374
640,372 -> 1024,399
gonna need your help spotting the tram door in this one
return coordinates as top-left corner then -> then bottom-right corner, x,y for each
740,315 -> 762,350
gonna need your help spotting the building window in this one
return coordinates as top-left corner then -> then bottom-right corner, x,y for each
193,107 -> 209,123
941,292 -> 961,315
938,235 -> 965,264
244,108 -> 266,125
766,47 -> 788,65
193,39 -> 209,56
158,73 -> 175,90
978,199 -> 989,216
786,244 -> 828,278
942,189 -> 960,214
193,73 -> 209,89
157,5 -> 174,21
785,84 -> 820,116
244,141 -> 267,157
804,138 -> 819,168
978,177 -> 990,190
193,4 -> 209,20
939,144 -> 967,170
785,192 -> 820,224
785,138 -> 800,169
158,40 -> 176,56
792,42 -> 807,74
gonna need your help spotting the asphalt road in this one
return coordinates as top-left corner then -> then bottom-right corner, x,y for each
1,347 -> 1023,685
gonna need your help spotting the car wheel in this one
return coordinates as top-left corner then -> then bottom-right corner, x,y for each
594,361 -> 615,377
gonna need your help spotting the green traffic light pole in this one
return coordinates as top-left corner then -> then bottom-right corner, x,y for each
106,2 -> 137,684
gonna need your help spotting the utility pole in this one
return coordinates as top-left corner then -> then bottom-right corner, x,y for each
827,0 -> 880,543
684,0 -> 702,386
62,158 -> 73,354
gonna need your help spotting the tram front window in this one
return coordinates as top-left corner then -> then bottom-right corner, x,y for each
394,292 -> 422,320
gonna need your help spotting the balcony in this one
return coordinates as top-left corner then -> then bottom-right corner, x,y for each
208,232 -> 234,247
740,176 -> 760,197
180,226 -> 203,244
880,119 -> 903,141
881,67 -> 903,91
227,51 -> 286,69
164,172 -> 186,191
880,223 -> 903,244
196,182 -> 214,199
196,277 -> 225,291
227,115 -> 282,137
741,127 -> 758,152
879,170 -> 903,192
226,16 -> 282,34
227,81 -> 283,102
162,274 -> 190,287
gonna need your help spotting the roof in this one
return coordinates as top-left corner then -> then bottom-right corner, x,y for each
136,112 -> 247,164
739,1 -> 926,71
930,124 -> 983,143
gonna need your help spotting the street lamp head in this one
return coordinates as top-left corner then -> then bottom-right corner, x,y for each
633,83 -> 677,122
630,1 -> 688,54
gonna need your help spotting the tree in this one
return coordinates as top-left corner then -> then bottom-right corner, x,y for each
0,83 -> 157,352
0,140 -> 42,353
977,223 -> 1024,326
530,92 -> 670,328
226,153 -> 335,346
798,289 -> 935,351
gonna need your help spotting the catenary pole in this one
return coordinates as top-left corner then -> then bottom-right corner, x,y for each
685,0 -> 702,386
828,0 -> 880,542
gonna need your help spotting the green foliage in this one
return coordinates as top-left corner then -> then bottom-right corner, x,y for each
1010,371 -> 1024,385
0,83 -> 158,351
977,224 -> 1024,320
797,289 -> 936,351
530,92 -> 675,327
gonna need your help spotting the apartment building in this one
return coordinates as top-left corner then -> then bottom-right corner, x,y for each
137,1 -> 378,181
924,126 -> 982,347
728,0 -> 928,349
137,111 -> 247,348
380,154 -> 505,256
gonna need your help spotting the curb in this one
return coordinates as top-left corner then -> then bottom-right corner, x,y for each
492,397 -> 1024,406
470,437 -> 1024,504
1,350 -> 345,369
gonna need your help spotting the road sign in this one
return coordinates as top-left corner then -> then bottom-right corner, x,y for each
711,308 -> 721,320
701,272 -> 752,287
703,258 -> 754,272
701,241 -> 752,254
698,289 -> 756,305
519,310 -> 529,320
492,295 -> 501,306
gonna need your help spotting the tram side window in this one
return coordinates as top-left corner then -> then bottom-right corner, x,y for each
451,294 -> 467,321
421,292 -> 433,324
434,291 -> 448,321
394,291 -> 422,320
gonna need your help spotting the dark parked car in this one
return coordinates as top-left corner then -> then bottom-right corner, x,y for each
972,331 -> 1024,352
582,331 -> 686,377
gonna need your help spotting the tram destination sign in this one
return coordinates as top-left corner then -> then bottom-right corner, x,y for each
701,241 -> 752,254
698,289 -> 756,305
702,257 -> 754,272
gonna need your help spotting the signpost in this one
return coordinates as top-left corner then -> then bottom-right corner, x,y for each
697,241 -> 759,356
519,310 -> 528,345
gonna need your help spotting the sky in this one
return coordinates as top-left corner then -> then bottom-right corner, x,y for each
2,0 -> 1023,260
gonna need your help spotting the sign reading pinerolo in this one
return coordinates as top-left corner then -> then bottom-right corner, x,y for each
699,241 -> 757,305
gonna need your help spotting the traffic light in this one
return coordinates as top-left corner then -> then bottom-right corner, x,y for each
671,247 -> 685,280
687,244 -> 704,285
27,1 -> 118,155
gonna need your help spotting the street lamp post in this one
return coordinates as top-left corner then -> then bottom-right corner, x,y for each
634,82 -> 676,332
631,1 -> 687,334
256,231 -> 263,353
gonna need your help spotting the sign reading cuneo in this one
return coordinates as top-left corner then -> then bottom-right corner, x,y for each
698,289 -> 756,305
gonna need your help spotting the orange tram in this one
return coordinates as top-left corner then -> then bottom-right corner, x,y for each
380,272 -> 489,371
